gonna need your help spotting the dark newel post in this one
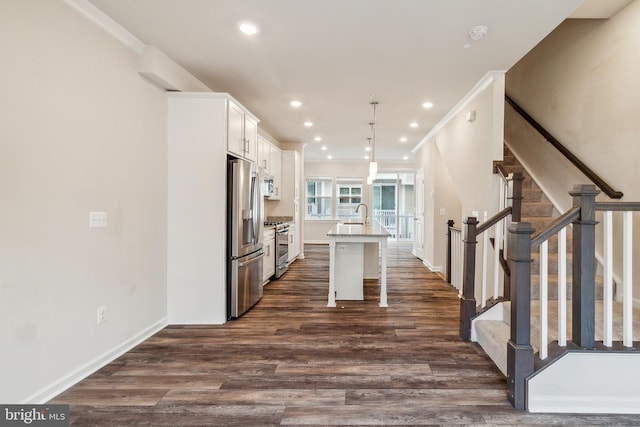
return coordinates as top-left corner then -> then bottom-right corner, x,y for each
459,216 -> 478,341
446,219 -> 455,284
570,184 -> 599,349
502,172 -> 523,301
506,222 -> 535,410
508,172 -> 524,222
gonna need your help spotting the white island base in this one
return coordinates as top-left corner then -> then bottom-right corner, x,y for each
326,222 -> 390,307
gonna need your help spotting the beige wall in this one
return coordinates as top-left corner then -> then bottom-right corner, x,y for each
506,2 -> 640,302
0,0 -> 170,402
414,76 -> 504,274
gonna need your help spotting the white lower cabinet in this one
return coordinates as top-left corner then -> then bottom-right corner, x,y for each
288,223 -> 298,263
263,228 -> 276,284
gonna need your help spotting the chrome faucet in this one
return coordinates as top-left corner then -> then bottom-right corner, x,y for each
355,203 -> 368,224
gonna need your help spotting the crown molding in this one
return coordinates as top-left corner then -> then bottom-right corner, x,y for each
412,70 -> 506,153
63,0 -> 145,53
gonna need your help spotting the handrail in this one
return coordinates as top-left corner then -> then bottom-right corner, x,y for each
476,206 -> 512,235
531,206 -> 580,249
596,202 -> 640,211
493,161 -> 509,181
505,94 -> 623,199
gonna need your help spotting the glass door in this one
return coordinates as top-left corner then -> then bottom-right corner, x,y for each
372,172 -> 415,241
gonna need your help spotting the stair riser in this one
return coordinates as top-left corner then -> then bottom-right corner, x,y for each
522,203 -> 554,217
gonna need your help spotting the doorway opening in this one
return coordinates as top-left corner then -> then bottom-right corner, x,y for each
372,172 -> 415,241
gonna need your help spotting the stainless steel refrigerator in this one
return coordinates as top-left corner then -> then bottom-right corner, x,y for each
227,157 -> 264,319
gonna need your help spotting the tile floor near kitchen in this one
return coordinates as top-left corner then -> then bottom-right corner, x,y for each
51,244 -> 640,425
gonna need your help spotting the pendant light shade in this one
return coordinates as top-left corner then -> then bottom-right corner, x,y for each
369,161 -> 378,177
367,101 -> 379,183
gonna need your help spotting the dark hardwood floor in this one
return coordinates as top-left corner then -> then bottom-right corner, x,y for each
51,244 -> 640,425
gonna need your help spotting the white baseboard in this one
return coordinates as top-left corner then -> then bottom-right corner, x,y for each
25,317 -> 168,404
422,259 -> 442,272
304,240 -> 329,245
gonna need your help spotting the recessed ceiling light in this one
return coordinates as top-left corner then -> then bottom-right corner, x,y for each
321,146 -> 327,151
238,22 -> 259,35
365,146 -> 371,151
409,122 -> 419,128
290,100 -> 302,108
364,155 -> 369,160
314,136 -> 322,142
422,102 -> 434,109
327,155 -> 333,160
400,137 -> 407,143
304,121 -> 313,127
403,156 -> 409,160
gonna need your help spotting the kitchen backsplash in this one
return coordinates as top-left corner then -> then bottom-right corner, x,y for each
267,215 -> 293,222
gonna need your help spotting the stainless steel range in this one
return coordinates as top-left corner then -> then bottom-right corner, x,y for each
265,221 -> 290,278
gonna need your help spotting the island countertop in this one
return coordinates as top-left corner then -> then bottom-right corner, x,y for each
326,221 -> 391,237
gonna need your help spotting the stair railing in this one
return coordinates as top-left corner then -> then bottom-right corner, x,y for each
446,220 -> 463,294
505,94 -> 623,199
459,172 -> 523,341
507,184 -> 640,410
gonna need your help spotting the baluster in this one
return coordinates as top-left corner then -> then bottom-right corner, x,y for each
558,227 -> 567,347
446,220 -> 455,284
603,211 -> 613,347
539,240 -> 548,360
481,212 -> 488,308
623,211 -> 633,347
494,217 -> 502,299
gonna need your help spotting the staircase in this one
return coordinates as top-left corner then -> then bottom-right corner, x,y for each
501,147 -> 573,299
473,146 -> 559,374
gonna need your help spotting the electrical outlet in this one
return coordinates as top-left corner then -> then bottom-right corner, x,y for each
89,211 -> 107,228
97,306 -> 107,324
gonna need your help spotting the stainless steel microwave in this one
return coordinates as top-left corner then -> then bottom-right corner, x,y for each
262,174 -> 274,198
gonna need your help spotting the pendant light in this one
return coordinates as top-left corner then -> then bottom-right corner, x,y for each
368,101 -> 379,182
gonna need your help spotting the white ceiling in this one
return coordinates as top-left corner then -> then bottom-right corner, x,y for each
86,0 -> 623,162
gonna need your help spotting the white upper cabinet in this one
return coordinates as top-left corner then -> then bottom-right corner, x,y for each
269,144 -> 282,200
227,100 -> 258,162
258,135 -> 271,173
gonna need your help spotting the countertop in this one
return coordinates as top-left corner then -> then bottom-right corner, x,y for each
326,221 -> 390,237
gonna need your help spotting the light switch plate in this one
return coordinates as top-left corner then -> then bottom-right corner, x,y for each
89,211 -> 107,228
439,208 -> 446,216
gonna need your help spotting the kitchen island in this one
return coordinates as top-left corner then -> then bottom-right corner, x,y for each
326,221 -> 391,307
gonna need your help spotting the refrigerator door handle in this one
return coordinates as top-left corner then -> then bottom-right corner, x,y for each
238,250 -> 263,267
250,174 -> 259,244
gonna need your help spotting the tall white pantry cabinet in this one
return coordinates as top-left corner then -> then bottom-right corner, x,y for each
167,92 -> 259,325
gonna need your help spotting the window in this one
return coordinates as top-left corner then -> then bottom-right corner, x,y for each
336,178 -> 363,220
306,177 -> 332,219
305,177 -> 364,220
